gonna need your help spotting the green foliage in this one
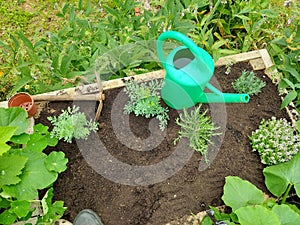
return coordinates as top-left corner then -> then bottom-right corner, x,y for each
0,0 -> 196,101
232,70 -> 266,95
48,106 -> 98,143
263,152 -> 300,202
202,172 -> 300,224
174,105 -> 220,162
123,79 -> 169,131
0,107 -> 67,225
222,176 -> 265,211
250,117 -> 300,165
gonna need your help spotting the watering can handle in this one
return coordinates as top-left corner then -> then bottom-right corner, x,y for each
157,31 -> 204,68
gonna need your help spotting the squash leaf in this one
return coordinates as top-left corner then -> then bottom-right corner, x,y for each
272,204 -> 300,225
263,152 -> 300,198
235,205 -> 281,225
221,176 -> 264,211
2,151 -> 57,200
0,108 -> 28,135
0,154 -> 27,187
0,126 -> 17,156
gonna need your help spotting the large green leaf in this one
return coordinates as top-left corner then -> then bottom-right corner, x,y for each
22,124 -> 58,152
0,126 -> 17,156
221,176 -> 264,211
45,151 -> 68,173
10,200 -> 31,218
0,108 -> 28,135
2,151 -> 57,200
235,205 -> 281,225
0,154 -> 27,187
263,152 -> 300,198
0,210 -> 17,225
272,204 -> 300,225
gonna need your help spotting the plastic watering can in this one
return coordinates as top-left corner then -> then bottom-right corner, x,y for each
156,31 -> 250,110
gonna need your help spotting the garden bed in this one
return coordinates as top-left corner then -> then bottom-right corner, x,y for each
30,50 -> 292,224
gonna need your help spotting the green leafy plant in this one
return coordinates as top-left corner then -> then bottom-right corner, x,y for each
47,105 -> 98,143
250,116 -> 300,165
264,152 -> 300,204
123,79 -> 169,131
232,70 -> 266,95
174,105 -> 220,162
0,107 -> 68,225
202,176 -> 300,224
202,151 -> 300,224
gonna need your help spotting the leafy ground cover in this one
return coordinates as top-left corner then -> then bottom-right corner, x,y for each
0,0 -> 299,119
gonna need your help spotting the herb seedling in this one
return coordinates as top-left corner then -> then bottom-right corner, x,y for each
123,79 -> 169,131
47,106 -> 98,143
232,70 -> 266,95
174,105 -> 220,162
250,117 -> 300,165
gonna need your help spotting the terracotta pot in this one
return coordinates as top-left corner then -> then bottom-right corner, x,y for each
8,93 -> 37,118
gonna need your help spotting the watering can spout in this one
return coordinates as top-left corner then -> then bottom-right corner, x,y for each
199,83 -> 250,103
198,93 -> 250,103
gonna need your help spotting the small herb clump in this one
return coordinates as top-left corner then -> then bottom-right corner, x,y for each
123,79 -> 169,131
48,106 -> 98,143
232,70 -> 266,95
250,117 -> 300,165
174,105 -> 220,162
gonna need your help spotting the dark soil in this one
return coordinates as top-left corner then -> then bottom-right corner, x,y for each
37,62 -> 289,225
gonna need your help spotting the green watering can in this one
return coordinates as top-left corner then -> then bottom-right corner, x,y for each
156,31 -> 250,110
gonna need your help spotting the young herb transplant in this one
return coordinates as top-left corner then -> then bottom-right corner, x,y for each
232,70 -> 266,95
123,79 -> 169,131
250,117 -> 300,165
174,105 -> 220,162
47,106 -> 98,143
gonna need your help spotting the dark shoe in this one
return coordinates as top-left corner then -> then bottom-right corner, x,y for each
73,209 -> 104,225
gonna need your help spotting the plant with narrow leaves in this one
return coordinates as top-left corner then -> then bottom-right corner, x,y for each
174,105 -> 220,162
123,79 -> 169,130
250,116 -> 300,165
232,70 -> 266,95
47,106 -> 98,143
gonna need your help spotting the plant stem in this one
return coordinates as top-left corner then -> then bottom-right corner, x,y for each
281,183 -> 293,204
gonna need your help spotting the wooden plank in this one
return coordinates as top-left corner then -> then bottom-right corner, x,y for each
214,50 -> 261,67
0,50 -> 270,105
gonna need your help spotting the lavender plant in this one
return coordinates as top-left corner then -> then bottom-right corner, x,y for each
47,106 -> 98,143
232,70 -> 266,95
123,79 -> 169,131
250,117 -> 300,165
174,105 -> 220,162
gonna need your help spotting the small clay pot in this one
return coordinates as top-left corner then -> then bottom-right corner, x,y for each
8,92 -> 37,118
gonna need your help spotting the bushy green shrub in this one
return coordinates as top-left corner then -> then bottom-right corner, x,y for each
232,70 -> 266,95
174,105 -> 220,162
250,117 -> 300,165
123,79 -> 169,131
47,106 -> 98,143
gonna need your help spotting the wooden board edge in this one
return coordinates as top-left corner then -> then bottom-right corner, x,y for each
0,49 -> 271,107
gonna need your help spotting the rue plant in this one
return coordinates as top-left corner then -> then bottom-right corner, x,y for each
123,79 -> 169,131
232,70 -> 266,95
47,106 -> 98,143
249,117 -> 300,165
174,105 -> 220,162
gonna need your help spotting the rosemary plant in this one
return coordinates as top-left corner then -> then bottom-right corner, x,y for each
174,105 -> 220,162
